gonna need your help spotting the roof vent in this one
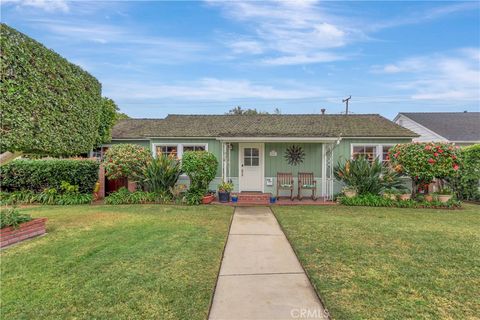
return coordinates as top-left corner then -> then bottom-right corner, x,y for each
321,108 -> 326,115
464,110 -> 468,113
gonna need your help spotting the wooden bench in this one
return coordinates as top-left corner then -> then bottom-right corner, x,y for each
298,172 -> 316,201
276,172 -> 294,201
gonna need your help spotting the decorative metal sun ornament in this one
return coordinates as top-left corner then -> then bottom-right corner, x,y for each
285,145 -> 305,166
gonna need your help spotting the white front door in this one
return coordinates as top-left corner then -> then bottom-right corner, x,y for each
239,143 -> 264,192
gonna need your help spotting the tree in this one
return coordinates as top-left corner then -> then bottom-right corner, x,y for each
0,23 -> 117,157
226,106 -> 280,115
389,142 -> 461,194
115,111 -> 130,121
96,98 -> 118,147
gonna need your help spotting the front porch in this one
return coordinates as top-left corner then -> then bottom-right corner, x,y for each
219,139 -> 339,201
213,192 -> 337,206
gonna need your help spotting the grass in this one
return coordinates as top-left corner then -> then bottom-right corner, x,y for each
274,204 -> 480,320
1,205 -> 233,320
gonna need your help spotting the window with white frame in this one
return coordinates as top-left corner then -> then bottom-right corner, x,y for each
153,143 -> 207,159
183,145 -> 206,152
352,144 -> 394,164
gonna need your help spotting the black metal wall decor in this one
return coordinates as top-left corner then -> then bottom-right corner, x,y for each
285,145 -> 305,166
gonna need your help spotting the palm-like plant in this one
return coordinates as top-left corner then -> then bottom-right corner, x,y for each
334,157 -> 406,195
142,155 -> 182,195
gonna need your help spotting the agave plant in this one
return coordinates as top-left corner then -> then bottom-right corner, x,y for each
334,157 -> 406,195
142,154 -> 182,195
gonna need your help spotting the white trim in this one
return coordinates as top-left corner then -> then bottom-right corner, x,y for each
147,136 -> 212,139
111,138 -> 149,141
238,143 -> 265,192
218,137 -> 339,142
321,144 -> 326,197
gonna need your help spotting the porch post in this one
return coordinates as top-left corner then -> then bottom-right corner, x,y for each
321,144 -> 327,198
221,142 -> 226,182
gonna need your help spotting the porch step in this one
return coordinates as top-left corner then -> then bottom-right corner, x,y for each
237,192 -> 271,204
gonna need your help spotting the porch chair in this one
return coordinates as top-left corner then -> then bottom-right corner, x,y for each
276,172 -> 294,201
298,172 -> 316,201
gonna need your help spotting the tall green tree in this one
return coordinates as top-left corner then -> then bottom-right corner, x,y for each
0,23 -> 117,157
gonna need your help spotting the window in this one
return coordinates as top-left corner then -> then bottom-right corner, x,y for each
352,145 -> 377,162
156,145 -> 178,158
351,144 -> 394,164
152,143 -> 208,159
90,146 -> 109,160
183,145 -> 206,152
244,147 -> 259,166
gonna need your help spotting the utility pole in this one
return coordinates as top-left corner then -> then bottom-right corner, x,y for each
342,95 -> 351,115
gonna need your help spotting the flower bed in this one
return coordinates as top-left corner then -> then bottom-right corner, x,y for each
338,194 -> 461,209
1,218 -> 47,248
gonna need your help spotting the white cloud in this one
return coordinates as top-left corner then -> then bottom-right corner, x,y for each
2,0 -> 69,12
373,49 -> 480,101
207,0 -> 358,65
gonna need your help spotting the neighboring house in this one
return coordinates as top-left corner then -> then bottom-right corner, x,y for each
394,112 -> 480,145
97,114 -> 417,199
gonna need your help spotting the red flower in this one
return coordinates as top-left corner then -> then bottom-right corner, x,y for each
428,158 -> 435,164
438,149 -> 444,153
453,163 -> 459,171
425,145 -> 432,151
452,155 -> 457,160
434,152 -> 439,157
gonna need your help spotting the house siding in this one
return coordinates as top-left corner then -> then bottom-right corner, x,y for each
108,137 -> 412,196
394,115 -> 445,142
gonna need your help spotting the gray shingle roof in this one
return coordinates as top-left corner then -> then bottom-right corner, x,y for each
112,114 -> 417,139
400,112 -> 480,142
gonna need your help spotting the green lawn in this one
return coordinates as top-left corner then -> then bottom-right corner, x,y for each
1,205 -> 233,320
274,204 -> 480,320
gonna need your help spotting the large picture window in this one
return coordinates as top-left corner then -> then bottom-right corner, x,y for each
152,143 -> 208,159
351,144 -> 394,164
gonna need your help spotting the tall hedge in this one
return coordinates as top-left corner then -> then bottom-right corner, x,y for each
0,159 -> 99,193
0,23 -> 114,156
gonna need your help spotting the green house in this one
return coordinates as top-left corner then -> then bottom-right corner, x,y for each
98,114 -> 417,199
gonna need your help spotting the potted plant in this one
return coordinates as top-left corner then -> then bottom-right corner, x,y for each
424,193 -> 434,202
436,186 -> 453,203
217,181 -> 234,203
202,191 -> 215,204
231,193 -> 238,203
399,192 -> 412,201
342,186 -> 357,198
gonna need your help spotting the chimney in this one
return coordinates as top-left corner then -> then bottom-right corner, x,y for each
321,108 -> 326,115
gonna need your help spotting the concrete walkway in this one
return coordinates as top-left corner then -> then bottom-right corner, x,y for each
209,207 -> 328,320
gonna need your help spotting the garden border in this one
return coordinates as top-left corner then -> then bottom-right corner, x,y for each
0,218 -> 47,248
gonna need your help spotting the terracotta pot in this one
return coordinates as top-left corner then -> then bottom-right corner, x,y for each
424,194 -> 434,202
202,194 -> 215,204
438,194 -> 452,203
344,190 -> 357,198
399,193 -> 411,201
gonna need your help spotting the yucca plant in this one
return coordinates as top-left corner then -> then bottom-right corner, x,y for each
334,157 -> 406,195
142,154 -> 182,195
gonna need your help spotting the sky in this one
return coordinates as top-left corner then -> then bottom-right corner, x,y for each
1,0 -> 479,119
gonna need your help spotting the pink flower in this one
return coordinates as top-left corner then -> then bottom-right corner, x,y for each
438,149 -> 444,153
425,145 -> 432,150
428,158 -> 435,164
434,152 -> 439,157
453,164 -> 459,171
452,155 -> 457,160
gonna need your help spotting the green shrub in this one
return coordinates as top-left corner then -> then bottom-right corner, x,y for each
449,144 -> 480,200
339,194 -> 461,209
143,155 -> 182,195
334,157 -> 406,195
105,187 -> 157,205
0,23 -> 113,156
0,190 -> 37,205
182,151 -> 218,203
0,159 -> 99,193
389,142 -> 461,192
55,193 -> 93,205
0,207 -> 32,229
103,144 -> 152,182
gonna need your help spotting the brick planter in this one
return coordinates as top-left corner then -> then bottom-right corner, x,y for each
0,218 -> 47,248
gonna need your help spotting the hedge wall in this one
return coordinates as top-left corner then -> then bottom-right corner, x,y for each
0,23 -> 105,155
0,159 -> 99,194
